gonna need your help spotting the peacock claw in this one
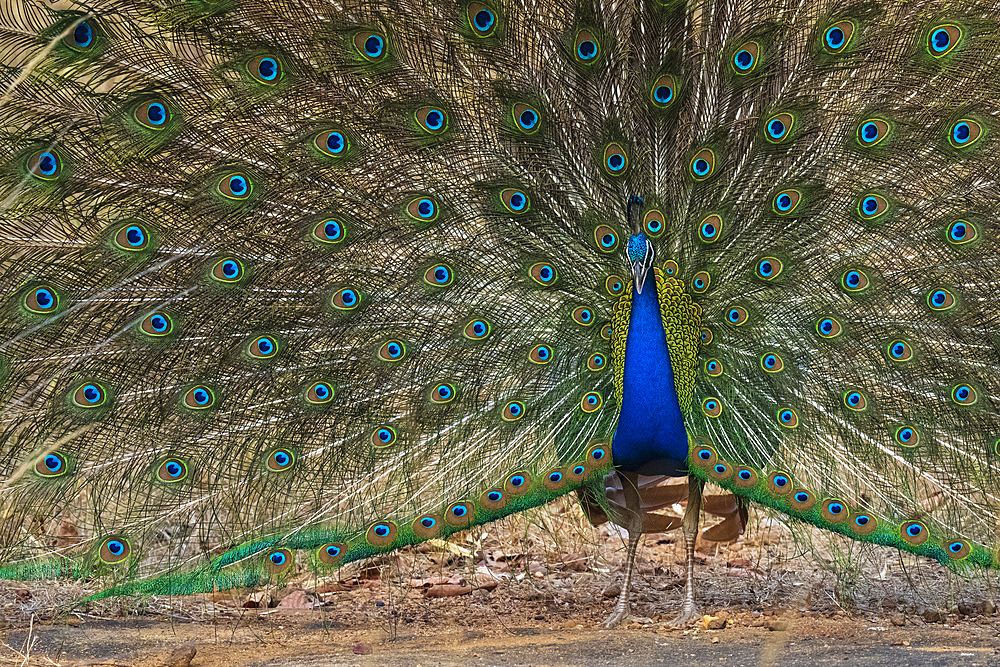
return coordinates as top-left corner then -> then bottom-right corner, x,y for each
666,602 -> 700,627
603,608 -> 653,628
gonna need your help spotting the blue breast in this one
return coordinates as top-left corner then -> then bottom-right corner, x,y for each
611,282 -> 689,476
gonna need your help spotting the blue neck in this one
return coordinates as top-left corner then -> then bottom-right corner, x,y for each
611,281 -> 689,476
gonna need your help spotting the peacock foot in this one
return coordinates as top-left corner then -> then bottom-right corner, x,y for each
666,601 -> 700,627
603,606 -> 654,628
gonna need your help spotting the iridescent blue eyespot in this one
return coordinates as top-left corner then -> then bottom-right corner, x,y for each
101,539 -> 128,562
575,30 -> 600,63
766,114 -> 794,142
501,188 -> 529,213
29,150 -> 62,180
518,108 -> 537,130
424,263 -> 453,287
928,25 -> 961,57
374,524 -> 391,537
365,35 -> 384,58
74,22 -> 94,48
947,220 -> 977,245
733,47 -> 755,72
857,119 -> 890,147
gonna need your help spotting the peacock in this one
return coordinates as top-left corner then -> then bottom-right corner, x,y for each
1,0 -> 999,629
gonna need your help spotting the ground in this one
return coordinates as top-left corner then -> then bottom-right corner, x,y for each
2,500 -> 999,666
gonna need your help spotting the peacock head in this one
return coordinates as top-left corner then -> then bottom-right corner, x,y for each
628,232 -> 654,295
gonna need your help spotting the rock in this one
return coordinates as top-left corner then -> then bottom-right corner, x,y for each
703,615 -> 727,630
890,614 -> 905,627
922,609 -> 942,623
603,584 -> 621,598
767,620 -> 788,632
161,643 -> 196,667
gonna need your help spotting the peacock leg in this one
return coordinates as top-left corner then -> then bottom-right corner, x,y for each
603,471 -> 647,628
668,475 -> 703,626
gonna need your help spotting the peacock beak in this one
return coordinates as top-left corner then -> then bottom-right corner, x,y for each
632,259 -> 648,295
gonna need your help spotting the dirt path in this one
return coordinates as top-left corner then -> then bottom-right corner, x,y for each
3,613 -> 999,666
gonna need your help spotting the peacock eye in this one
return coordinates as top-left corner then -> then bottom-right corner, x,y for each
468,4 -> 498,37
407,196 -> 439,222
503,400 -> 525,421
332,287 -> 360,310
512,103 -> 540,133
211,257 -> 245,283
218,173 -> 253,200
247,56 -> 282,84
378,339 -> 406,361
530,262 -> 558,286
156,457 -> 189,483
927,287 -> 956,311
247,335 -> 278,359
928,24 -> 961,57
843,390 -> 867,411
431,382 -> 456,404
315,130 -> 350,157
313,218 -> 345,244
594,225 -> 619,251
949,119 -> 982,148
372,426 -> 397,447
72,382 -> 107,408
354,31 -> 387,61
772,189 -> 801,215
574,29 -> 600,63
581,391 -> 602,412
529,344 -> 553,364
857,118 -> 890,147
815,317 -> 843,339
305,381 -> 334,404
266,448 -> 296,472
602,143 -> 628,174
840,269 -> 870,292
27,149 -> 63,180
416,106 -> 448,134
886,339 -> 913,362
35,451 -> 69,478
134,100 -> 170,130
650,74 -> 676,108
463,319 -> 491,340
99,537 -> 131,564
823,20 -> 855,54
947,219 -> 977,245
765,113 -> 794,142
732,42 -> 759,73
424,263 -> 454,287
183,385 -> 215,409
697,214 -> 722,243
500,188 -> 530,214
858,194 -> 889,221
690,149 -> 716,180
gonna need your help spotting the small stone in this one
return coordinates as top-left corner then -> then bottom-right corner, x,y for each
922,609 -> 942,623
890,614 -> 905,627
161,643 -> 196,667
703,615 -> 727,630
767,620 -> 788,632
603,584 -> 621,598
